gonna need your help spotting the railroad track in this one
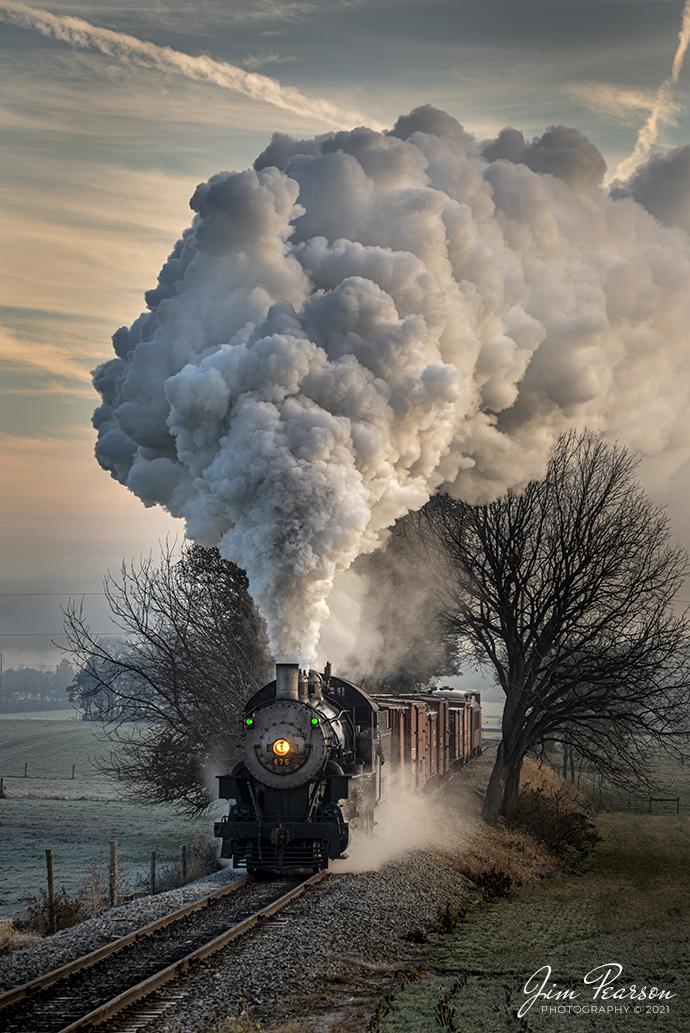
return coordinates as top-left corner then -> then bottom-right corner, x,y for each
0,871 -> 327,1033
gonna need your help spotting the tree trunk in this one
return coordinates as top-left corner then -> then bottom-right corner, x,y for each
481,739 -> 524,823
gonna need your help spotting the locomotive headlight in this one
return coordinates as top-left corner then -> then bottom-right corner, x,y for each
273,738 -> 291,755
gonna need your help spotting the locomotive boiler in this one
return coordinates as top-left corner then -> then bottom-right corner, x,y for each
214,662 -> 481,874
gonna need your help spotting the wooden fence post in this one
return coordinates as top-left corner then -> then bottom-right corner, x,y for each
46,849 -> 56,933
109,840 -> 118,907
24,762 -> 28,777
150,851 -> 156,895
71,765 -> 75,779
180,844 -> 187,883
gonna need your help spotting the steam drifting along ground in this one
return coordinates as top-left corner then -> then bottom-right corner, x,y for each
92,104 -> 690,664
332,778 -> 484,875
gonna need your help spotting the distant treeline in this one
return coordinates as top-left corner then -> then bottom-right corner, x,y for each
1,659 -> 74,709
0,700 -> 75,714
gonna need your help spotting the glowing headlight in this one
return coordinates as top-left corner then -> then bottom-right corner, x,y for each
273,738 -> 291,755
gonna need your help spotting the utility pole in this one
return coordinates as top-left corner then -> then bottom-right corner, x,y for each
0,652 -> 3,706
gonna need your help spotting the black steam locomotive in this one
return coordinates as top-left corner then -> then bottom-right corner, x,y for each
214,662 -> 481,874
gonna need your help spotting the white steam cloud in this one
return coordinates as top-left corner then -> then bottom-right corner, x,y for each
92,106 -> 690,664
331,782 -> 480,874
614,0 -> 690,180
0,1 -> 376,130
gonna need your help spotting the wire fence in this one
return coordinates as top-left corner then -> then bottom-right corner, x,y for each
594,791 -> 681,814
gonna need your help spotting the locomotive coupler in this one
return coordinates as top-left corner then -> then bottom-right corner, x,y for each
270,823 -> 293,847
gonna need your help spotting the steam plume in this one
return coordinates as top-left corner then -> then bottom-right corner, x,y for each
615,0 -> 690,180
0,1 -> 375,130
92,107 -> 690,664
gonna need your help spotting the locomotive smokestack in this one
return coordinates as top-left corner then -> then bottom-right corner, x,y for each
275,663 -> 300,700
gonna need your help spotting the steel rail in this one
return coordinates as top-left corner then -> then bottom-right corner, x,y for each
0,874 -> 251,1013
59,870 -> 328,1033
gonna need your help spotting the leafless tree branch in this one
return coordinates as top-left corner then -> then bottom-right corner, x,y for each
63,542 -> 272,813
414,430 -> 690,822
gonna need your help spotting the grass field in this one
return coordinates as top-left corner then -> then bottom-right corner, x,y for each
0,718 -> 227,917
379,811 -> 690,1032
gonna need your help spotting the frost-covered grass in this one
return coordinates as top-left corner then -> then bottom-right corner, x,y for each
379,812 -> 690,1032
0,717 -> 112,784
0,719 -> 225,917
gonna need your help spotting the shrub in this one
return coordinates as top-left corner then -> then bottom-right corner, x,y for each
402,927 -> 429,943
12,856 -> 129,946
516,782 -> 600,871
436,823 -> 558,889
17,886 -> 90,936
187,834 -> 223,881
434,899 -> 468,933
0,916 -> 39,956
474,867 -> 512,901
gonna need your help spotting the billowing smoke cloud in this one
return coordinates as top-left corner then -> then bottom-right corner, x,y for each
614,143 -> 690,232
93,106 -> 690,663
481,124 -> 606,196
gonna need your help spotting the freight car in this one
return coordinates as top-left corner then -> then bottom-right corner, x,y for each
214,663 -> 481,874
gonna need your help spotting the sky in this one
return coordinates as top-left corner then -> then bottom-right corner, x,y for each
3,0 -> 690,670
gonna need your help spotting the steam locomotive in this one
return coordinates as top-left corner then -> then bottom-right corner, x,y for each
214,663 -> 481,874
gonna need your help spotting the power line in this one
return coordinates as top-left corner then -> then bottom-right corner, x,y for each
0,593 -> 104,597
0,632 -> 118,637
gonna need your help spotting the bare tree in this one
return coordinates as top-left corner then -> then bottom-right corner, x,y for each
64,542 -> 272,812
418,431 -> 690,823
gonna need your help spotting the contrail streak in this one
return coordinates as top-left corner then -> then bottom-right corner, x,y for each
0,0 -> 379,131
615,0 -> 690,180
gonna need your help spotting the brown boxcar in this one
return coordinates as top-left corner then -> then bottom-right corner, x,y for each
374,689 -> 481,791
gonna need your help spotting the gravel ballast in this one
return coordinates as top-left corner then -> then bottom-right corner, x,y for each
0,867 -> 245,994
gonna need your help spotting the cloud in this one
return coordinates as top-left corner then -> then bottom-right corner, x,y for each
90,105 -> 690,665
0,162 -> 200,347
241,52 -> 297,71
219,1 -> 320,26
0,1 -> 380,130
0,324 -> 94,388
614,0 -> 690,180
0,431 -> 181,579
565,81 -> 680,124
